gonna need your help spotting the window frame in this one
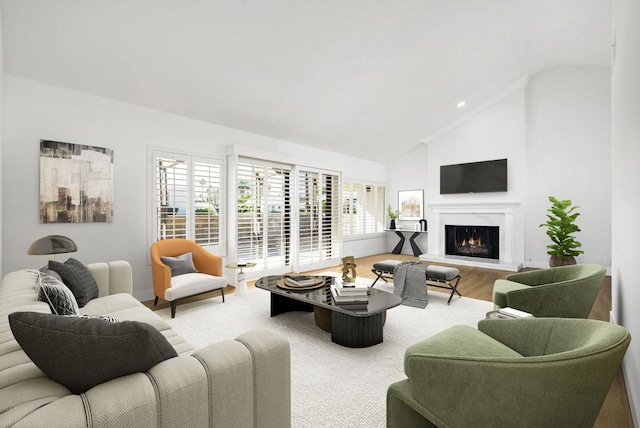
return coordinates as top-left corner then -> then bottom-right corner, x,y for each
149,148 -> 226,255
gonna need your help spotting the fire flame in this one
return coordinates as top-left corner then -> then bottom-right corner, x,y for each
461,237 -> 482,247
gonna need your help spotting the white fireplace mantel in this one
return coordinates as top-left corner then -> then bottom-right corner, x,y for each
421,201 -> 523,271
429,201 -> 521,214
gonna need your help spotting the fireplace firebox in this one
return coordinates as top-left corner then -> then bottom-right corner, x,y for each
445,225 -> 499,260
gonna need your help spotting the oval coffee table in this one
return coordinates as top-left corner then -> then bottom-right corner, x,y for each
255,275 -> 402,348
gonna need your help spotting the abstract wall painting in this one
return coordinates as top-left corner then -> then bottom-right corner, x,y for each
40,140 -> 114,223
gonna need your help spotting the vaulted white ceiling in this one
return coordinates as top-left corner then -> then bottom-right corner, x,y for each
1,0 -> 611,162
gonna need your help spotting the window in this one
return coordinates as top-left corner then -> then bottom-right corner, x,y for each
236,159 -> 292,270
343,181 -> 386,236
298,169 -> 341,265
152,150 -> 224,251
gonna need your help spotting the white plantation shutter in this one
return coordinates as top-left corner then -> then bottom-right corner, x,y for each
153,150 -> 224,251
342,180 -> 386,236
298,169 -> 341,265
342,181 -> 358,236
155,154 -> 189,240
237,159 -> 291,270
193,159 -> 222,247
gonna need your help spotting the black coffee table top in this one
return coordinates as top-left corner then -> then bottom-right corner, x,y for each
255,275 -> 402,317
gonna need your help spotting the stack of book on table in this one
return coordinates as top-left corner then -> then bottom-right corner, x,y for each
284,275 -> 318,288
330,284 -> 369,310
497,307 -> 534,319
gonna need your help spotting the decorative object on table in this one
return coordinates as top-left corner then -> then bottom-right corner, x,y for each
419,219 -> 427,231
398,190 -> 423,220
28,235 -> 78,260
39,140 -> 114,223
341,255 -> 357,283
387,205 -> 399,229
277,276 -> 325,291
330,287 -> 369,310
539,196 -> 584,267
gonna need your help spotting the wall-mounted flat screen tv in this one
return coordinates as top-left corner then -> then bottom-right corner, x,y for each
440,159 -> 508,194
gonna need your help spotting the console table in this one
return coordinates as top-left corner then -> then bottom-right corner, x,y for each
386,229 -> 428,256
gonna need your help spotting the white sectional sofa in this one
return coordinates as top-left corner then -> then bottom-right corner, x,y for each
0,261 -> 291,428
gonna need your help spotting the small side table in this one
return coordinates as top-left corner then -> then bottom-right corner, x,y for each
226,262 -> 257,295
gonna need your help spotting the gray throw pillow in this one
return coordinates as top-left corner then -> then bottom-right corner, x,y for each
48,258 -> 99,307
35,271 -> 80,316
160,252 -> 198,276
9,312 -> 178,394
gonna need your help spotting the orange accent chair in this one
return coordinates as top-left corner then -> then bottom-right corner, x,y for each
150,239 -> 227,318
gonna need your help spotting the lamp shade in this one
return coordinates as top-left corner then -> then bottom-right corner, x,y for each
27,235 -> 78,256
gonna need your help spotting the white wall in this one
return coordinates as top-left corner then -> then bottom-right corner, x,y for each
386,143 -> 429,254
525,66 -> 612,268
393,67 -> 611,269
612,0 -> 640,423
1,74 -> 387,300
405,85 -> 528,264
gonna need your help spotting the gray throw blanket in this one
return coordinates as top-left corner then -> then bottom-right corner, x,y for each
393,262 -> 429,308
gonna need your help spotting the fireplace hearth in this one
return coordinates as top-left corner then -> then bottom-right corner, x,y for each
445,225 -> 499,260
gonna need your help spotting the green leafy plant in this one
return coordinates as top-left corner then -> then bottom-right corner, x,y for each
387,205 -> 399,220
540,196 -> 584,261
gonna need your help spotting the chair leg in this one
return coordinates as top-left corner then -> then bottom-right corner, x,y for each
170,301 -> 177,318
220,287 -> 225,303
154,296 -> 159,306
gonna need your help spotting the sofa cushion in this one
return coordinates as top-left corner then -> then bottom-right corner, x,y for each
9,311 -> 178,394
160,252 -> 198,277
48,258 -> 99,307
35,271 -> 79,316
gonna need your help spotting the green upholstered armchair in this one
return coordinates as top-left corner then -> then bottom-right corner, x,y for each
492,264 -> 606,318
387,318 -> 630,428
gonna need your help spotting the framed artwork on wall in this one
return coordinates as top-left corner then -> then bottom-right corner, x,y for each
39,140 -> 114,223
398,189 -> 423,220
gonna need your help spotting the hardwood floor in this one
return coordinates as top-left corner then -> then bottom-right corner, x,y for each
144,253 -> 633,428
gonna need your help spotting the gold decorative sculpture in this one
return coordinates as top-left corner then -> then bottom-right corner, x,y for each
342,256 -> 357,283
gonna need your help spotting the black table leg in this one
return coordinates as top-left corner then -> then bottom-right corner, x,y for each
409,232 -> 422,256
331,311 -> 385,348
392,231 -> 405,254
270,293 -> 313,317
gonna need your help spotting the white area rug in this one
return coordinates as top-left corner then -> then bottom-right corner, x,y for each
157,280 -> 493,428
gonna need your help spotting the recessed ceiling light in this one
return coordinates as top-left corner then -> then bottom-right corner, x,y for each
457,101 -> 466,108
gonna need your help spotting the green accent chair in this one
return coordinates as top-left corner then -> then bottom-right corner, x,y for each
492,264 -> 606,318
387,318 -> 630,428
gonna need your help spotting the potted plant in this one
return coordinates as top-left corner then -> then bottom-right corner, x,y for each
387,205 -> 399,230
540,196 -> 584,267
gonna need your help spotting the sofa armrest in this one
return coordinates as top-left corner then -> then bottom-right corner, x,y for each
478,318 -> 555,356
505,269 -> 554,285
190,244 -> 223,277
502,279 -> 598,318
233,328 -> 291,428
